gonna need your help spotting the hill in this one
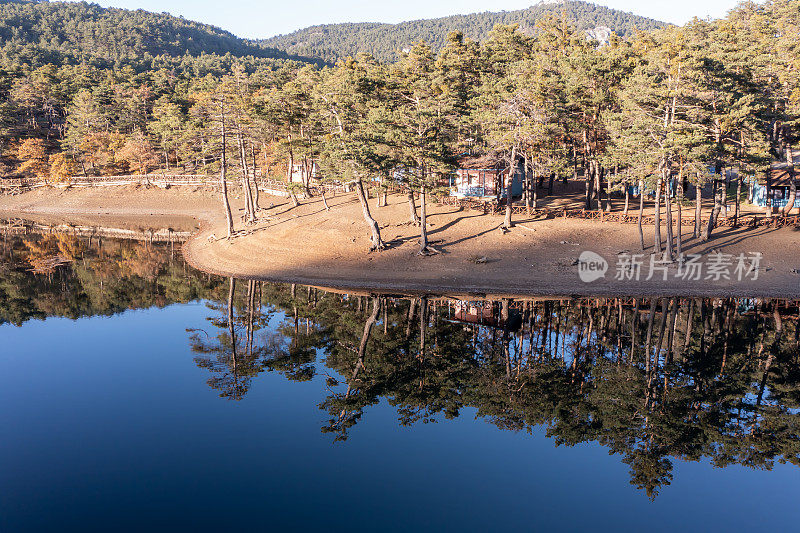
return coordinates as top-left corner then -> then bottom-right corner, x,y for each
0,0 -> 293,68
261,0 -> 668,64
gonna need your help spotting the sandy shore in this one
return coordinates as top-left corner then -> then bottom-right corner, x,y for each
2,185 -> 799,297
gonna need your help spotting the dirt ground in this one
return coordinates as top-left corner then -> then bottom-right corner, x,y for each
2,183 -> 799,298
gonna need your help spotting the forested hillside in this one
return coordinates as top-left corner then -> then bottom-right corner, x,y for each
262,0 -> 666,64
0,0 -> 292,69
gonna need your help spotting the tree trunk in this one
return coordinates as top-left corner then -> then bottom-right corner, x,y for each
354,177 -> 384,252
644,299 -> 657,373
703,179 -> 722,242
694,180 -> 702,239
304,160 -> 313,198
782,145 -> 796,216
765,182 -> 773,219
419,185 -> 432,255
503,147 -> 517,229
786,177 -> 798,216
240,176 -> 253,222
227,277 -> 237,373
623,181 -> 630,216
721,167 -> 728,220
236,130 -> 254,221
522,160 -> 529,214
419,296 -> 428,359
357,297 -> 380,365
525,163 -> 532,216
638,179 -> 645,251
594,163 -> 603,211
676,178 -> 683,258
664,174 -> 674,262
734,176 -> 742,226
251,144 -> 259,211
585,163 -> 593,210
220,107 -> 234,239
654,177 -> 663,254
407,190 -> 420,226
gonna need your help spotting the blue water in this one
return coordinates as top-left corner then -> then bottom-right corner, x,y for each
2,301 -> 798,532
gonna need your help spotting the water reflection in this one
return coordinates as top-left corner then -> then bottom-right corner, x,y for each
199,281 -> 800,498
2,226 -> 799,500
0,222 -> 222,324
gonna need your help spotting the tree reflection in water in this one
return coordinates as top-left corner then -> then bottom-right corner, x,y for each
195,282 -> 800,499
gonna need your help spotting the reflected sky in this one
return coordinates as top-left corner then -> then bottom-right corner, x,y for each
1,303 -> 799,531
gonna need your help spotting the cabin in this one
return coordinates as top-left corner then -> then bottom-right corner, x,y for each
749,168 -> 799,211
289,160 -> 321,185
450,154 -> 523,199
449,301 -> 522,331
749,151 -> 800,211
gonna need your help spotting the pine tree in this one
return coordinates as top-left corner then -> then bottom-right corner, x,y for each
317,55 -> 389,252
386,43 -> 459,254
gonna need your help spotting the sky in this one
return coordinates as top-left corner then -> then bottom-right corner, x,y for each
68,0 -> 750,39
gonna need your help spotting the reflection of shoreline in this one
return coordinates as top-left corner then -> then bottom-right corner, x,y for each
306,285 -> 800,304
0,227 -> 224,327
4,215 -> 798,300
192,283 -> 800,499
183,263 -> 800,300
2,219 -> 193,243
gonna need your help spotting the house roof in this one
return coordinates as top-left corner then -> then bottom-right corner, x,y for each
766,147 -> 800,186
457,153 -> 507,170
768,167 -> 799,188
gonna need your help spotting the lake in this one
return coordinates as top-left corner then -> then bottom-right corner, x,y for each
1,226 -> 799,531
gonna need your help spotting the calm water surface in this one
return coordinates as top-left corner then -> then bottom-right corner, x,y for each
1,227 -> 799,531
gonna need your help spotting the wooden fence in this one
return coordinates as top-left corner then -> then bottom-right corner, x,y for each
436,196 -> 800,228
0,174 -> 354,197
4,175 -> 798,229
0,174 -> 216,190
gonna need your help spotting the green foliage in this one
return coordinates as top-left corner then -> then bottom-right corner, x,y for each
0,0 -> 292,69
262,0 -> 666,64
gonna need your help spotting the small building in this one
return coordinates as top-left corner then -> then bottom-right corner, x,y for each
449,300 -> 522,331
749,151 -> 799,211
750,168 -> 799,211
289,160 -> 320,185
450,154 -> 523,199
452,301 -> 499,327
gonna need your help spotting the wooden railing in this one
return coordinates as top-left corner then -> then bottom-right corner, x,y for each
1,174 -> 354,196
435,196 -> 800,228
0,174 -> 216,190
4,175 -> 797,229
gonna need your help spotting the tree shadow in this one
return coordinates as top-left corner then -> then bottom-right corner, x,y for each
680,225 -> 781,256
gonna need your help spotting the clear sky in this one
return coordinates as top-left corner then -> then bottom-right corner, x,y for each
68,0 -> 750,39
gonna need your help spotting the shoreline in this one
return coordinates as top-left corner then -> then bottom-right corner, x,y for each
3,186 -> 799,298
